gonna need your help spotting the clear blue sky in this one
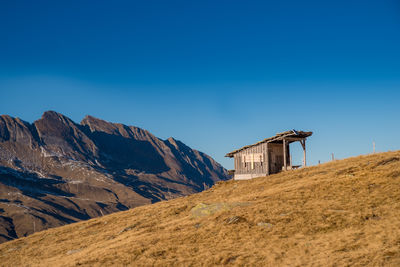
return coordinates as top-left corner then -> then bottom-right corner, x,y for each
1,0 -> 400,169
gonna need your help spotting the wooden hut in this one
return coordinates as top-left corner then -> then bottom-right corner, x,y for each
225,130 -> 312,180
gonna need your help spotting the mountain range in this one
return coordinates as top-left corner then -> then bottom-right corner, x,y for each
0,111 -> 229,243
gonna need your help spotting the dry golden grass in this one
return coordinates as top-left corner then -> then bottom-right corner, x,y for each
1,151 -> 400,266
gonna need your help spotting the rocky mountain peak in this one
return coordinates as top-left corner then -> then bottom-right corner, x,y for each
0,114 -> 36,144
33,111 -> 96,159
80,115 -> 108,130
34,110 -> 76,135
41,110 -> 65,119
81,115 -> 133,137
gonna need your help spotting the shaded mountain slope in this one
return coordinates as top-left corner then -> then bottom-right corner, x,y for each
1,151 -> 399,266
0,111 -> 228,242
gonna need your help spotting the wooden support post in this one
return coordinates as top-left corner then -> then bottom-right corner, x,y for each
283,139 -> 287,171
266,143 -> 270,175
300,139 -> 306,167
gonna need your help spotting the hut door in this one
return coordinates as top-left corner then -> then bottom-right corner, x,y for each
276,155 -> 284,172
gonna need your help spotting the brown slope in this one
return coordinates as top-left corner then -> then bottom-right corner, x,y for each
0,151 -> 399,266
0,111 -> 228,243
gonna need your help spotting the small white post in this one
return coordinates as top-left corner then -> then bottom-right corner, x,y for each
373,141 -> 376,154
300,139 -> 306,167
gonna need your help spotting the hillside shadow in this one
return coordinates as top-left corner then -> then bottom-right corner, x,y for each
0,167 -> 73,198
81,126 -> 170,174
164,139 -> 216,189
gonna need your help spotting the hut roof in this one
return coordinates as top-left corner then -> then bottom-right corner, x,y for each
225,130 -> 312,158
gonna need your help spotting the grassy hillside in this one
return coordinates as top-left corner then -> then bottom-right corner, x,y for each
1,151 -> 400,266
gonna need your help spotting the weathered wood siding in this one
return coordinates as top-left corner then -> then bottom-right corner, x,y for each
233,142 -> 290,177
234,143 -> 265,175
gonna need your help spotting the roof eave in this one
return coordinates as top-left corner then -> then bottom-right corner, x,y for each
225,130 -> 313,157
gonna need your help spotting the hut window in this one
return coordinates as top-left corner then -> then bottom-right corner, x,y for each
242,153 -> 263,163
241,153 -> 264,169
